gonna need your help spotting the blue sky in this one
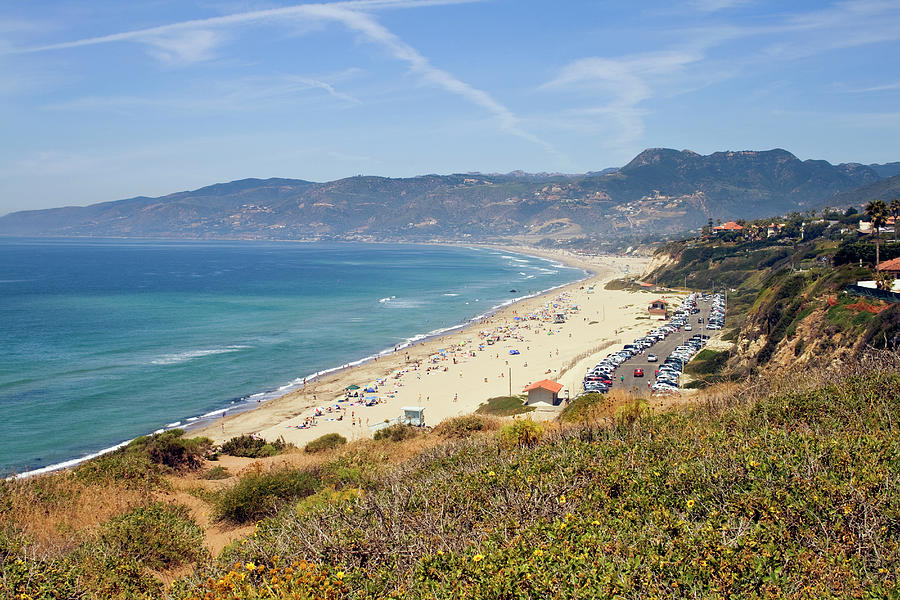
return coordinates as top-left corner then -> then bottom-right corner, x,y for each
2,0 -> 899,214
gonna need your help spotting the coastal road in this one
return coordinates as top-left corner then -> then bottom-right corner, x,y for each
613,298 -> 716,395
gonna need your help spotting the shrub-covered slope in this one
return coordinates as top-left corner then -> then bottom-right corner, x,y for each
175,368 -> 900,599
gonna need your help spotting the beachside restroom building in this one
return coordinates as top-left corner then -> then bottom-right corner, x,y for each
523,379 -> 564,406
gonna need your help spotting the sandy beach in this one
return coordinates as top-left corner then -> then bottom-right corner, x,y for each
194,248 -> 671,446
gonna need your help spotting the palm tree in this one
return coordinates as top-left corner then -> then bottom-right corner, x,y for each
875,270 -> 895,291
891,198 -> 900,241
866,199 -> 889,266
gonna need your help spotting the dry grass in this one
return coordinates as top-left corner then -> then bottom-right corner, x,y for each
1,475 -> 149,556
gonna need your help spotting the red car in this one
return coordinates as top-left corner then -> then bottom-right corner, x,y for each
633,368 -> 644,377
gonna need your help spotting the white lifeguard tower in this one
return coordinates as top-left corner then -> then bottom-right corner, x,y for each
399,406 -> 426,427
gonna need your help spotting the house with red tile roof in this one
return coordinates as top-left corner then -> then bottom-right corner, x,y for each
713,221 -> 744,232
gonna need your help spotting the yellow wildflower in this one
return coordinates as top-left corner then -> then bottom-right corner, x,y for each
472,554 -> 484,562
686,499 -> 695,509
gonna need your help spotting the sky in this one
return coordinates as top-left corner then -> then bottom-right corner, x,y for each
1,0 -> 900,214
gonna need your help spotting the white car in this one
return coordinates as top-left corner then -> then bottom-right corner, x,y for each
647,354 -> 658,362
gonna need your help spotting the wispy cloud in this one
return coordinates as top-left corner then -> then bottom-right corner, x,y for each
7,0 -> 483,60
541,49 -> 706,146
41,72 -> 362,112
7,0 -> 563,161
689,0 -> 752,13
844,81 -> 900,93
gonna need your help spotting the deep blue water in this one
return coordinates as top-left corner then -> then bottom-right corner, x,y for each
0,238 -> 582,476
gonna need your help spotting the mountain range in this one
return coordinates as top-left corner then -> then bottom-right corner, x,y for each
2,148 -> 897,241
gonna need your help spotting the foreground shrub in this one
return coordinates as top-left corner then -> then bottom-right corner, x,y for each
175,558 -> 346,600
373,424 -> 419,442
475,395 -> 533,416
497,417 -> 543,447
215,468 -> 320,523
94,502 -> 207,570
433,414 -> 486,438
128,429 -> 212,470
75,448 -> 166,489
220,434 -> 290,458
559,392 -> 605,423
295,486 -> 363,516
202,465 -> 231,480
304,433 -> 347,453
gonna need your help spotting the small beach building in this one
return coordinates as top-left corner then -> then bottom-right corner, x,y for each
523,379 -> 564,406
648,299 -> 668,320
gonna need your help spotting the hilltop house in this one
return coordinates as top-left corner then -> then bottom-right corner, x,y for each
767,222 -> 784,237
523,379 -> 564,406
713,221 -> 744,234
877,257 -> 900,276
648,299 -> 668,320
860,217 -> 896,235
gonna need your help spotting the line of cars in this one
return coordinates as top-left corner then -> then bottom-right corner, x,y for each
582,317 -> 679,394
581,292 -> 725,395
650,333 -> 710,393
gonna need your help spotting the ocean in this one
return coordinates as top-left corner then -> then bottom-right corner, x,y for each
0,238 -> 583,476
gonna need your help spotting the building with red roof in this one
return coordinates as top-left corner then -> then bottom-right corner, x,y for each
523,379 -> 564,406
713,221 -> 744,232
877,257 -> 900,275
648,298 -> 668,320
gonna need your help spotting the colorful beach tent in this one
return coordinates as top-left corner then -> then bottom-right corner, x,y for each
345,384 -> 360,390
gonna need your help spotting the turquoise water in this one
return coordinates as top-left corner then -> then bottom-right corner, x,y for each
0,238 -> 582,476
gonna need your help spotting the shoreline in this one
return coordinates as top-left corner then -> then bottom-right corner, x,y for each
13,244 -> 596,479
192,247 -> 655,450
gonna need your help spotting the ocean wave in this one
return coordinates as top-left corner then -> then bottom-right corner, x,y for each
443,293 -> 459,296
151,345 -> 250,366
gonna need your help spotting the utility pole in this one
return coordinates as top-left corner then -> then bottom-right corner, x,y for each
508,367 -> 512,397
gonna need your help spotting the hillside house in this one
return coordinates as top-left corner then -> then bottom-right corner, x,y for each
713,221 -> 744,234
767,223 -> 784,237
648,299 -> 668,320
877,257 -> 900,276
523,379 -> 564,406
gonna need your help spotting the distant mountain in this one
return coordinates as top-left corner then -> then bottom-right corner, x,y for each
828,174 -> 900,208
0,149 -> 890,241
869,162 -> 900,178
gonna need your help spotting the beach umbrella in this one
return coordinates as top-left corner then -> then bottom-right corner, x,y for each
345,384 -> 360,390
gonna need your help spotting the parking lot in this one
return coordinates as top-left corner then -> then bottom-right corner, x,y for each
581,292 -> 726,397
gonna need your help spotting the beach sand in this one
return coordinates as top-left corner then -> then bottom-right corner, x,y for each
194,249 -> 676,447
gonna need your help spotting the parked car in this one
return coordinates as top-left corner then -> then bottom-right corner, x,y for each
633,368 -> 644,377
647,354 -> 657,362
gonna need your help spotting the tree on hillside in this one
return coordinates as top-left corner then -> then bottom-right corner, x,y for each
866,199 -> 889,266
891,198 -> 900,241
875,270 -> 895,291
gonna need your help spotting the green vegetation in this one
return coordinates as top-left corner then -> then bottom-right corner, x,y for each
74,429 -> 213,488
497,417 -> 544,448
433,414 -> 486,438
559,392 -> 605,423
304,432 -> 348,453
372,424 -> 420,442
171,367 -> 899,599
214,467 -> 320,523
475,395 -> 533,416
2,502 -> 207,599
202,465 -> 231,480
220,434 -> 291,458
